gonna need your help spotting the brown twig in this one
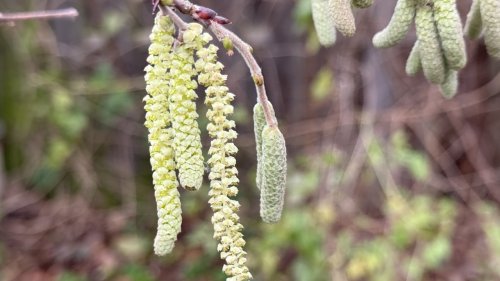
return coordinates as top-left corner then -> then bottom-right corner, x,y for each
0,8 -> 78,23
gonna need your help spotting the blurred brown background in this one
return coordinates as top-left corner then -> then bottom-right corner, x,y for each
1,0 -> 500,280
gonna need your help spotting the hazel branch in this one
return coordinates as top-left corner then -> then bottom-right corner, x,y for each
0,8 -> 78,23
209,22 -> 277,128
162,0 -> 278,128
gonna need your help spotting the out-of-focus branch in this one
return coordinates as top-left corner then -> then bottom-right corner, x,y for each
0,8 -> 78,23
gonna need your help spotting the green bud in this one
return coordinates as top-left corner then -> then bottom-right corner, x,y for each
373,0 -> 416,48
415,4 -> 446,84
433,0 -> 467,70
480,0 -> 500,59
331,0 -> 356,37
260,125 -> 287,224
406,41 -> 422,76
312,0 -> 337,46
464,0 -> 483,39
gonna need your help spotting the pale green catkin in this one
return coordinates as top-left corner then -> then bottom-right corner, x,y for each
433,0 -> 467,70
406,41 -> 422,76
253,102 -> 275,190
196,42 -> 252,280
168,23 -> 206,191
464,0 -> 483,39
440,70 -> 458,98
415,4 -> 446,84
260,125 -> 287,224
144,14 -> 182,256
373,0 -> 416,48
480,0 -> 500,59
331,0 -> 357,37
312,0 -> 337,46
352,0 -> 373,9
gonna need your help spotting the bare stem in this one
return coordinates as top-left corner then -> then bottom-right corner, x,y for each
0,8 -> 78,23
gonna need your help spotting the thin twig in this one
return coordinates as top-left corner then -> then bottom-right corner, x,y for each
0,8 -> 78,23
160,6 -> 188,31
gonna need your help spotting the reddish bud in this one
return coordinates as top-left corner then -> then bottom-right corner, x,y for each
213,16 -> 231,25
194,6 -> 217,20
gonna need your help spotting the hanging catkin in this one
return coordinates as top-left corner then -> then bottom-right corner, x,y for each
168,23 -> 206,191
144,14 -> 182,256
440,70 -> 458,98
406,41 -> 422,76
331,0 -> 357,37
372,0 -> 416,48
433,0 -> 467,70
196,39 -> 252,280
480,0 -> 500,59
415,4 -> 446,84
312,0 -> 337,46
253,101 -> 275,190
464,0 -> 482,39
260,125 -> 287,223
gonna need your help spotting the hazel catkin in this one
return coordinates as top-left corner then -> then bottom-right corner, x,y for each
331,0 -> 357,37
406,41 -> 422,76
253,102 -> 275,190
311,0 -> 337,46
144,14 -> 182,256
415,4 -> 446,84
260,125 -> 287,224
480,0 -> 500,59
464,0 -> 483,39
433,0 -> 467,70
373,0 -> 416,48
352,0 -> 373,9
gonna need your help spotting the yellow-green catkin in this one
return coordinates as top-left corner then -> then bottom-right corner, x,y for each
352,0 -> 373,9
406,41 -> 422,76
196,41 -> 252,281
260,125 -> 287,224
373,0 -> 416,48
144,14 -> 182,256
433,0 -> 467,70
440,70 -> 458,98
312,0 -> 337,46
253,102 -> 275,190
168,23 -> 206,191
480,0 -> 500,59
464,0 -> 482,39
415,4 -> 446,84
331,0 -> 357,37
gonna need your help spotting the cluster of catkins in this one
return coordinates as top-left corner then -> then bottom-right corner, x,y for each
144,12 -> 287,280
311,0 -> 500,98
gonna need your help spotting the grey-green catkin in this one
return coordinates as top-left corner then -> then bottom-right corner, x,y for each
260,125 -> 287,224
373,0 -> 416,48
406,41 -> 422,76
433,0 -> 467,70
415,4 -> 446,84
480,0 -> 500,59
253,102 -> 275,191
312,0 -> 337,46
464,0 -> 483,39
440,70 -> 458,98
331,0 -> 357,37
352,0 -> 373,9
